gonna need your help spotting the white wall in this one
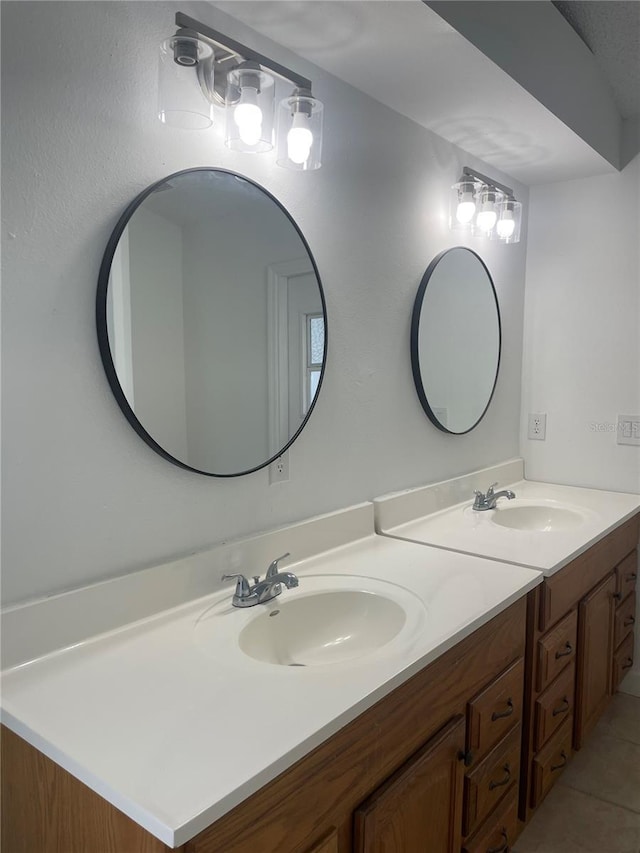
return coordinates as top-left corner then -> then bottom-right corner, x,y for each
521,156 -> 640,689
521,157 -> 640,493
1,1 -> 528,606
128,207 -> 188,461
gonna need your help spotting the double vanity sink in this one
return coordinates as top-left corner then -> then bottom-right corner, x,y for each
2,459 -> 639,850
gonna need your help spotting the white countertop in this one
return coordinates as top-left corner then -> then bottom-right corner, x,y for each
376,479 -> 640,576
0,531 -> 541,847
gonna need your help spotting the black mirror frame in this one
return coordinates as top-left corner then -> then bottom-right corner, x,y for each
96,167 -> 328,477
410,247 -> 501,436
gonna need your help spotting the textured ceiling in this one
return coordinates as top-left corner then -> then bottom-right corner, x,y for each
552,0 -> 640,118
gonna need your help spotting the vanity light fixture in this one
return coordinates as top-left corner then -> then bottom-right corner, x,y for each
450,167 -> 522,243
158,12 -> 324,170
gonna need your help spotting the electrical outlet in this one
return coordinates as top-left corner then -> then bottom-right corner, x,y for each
269,450 -> 289,484
528,412 -> 547,441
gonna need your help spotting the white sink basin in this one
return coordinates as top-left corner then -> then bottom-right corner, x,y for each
491,504 -> 585,532
239,589 -> 406,666
195,575 -> 427,668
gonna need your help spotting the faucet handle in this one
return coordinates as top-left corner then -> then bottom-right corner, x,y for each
265,552 -> 291,579
486,482 -> 498,497
221,573 -> 251,599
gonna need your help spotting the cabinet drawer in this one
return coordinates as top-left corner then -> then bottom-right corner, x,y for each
463,725 -> 521,837
536,610 -> 578,693
616,550 -> 638,603
614,592 -> 636,649
531,717 -> 572,808
540,516 -> 640,631
612,632 -> 635,692
467,658 -> 523,765
534,662 -> 575,752
462,787 -> 518,853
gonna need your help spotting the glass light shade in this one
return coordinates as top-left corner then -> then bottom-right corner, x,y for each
158,36 -> 214,129
475,189 -> 501,235
225,64 -> 275,153
495,198 -> 522,243
277,90 -> 323,171
449,179 -> 480,231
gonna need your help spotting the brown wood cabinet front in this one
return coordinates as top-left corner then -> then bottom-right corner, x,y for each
462,787 -> 519,853
520,512 -> 640,826
353,716 -> 465,853
613,631 -> 635,691
306,829 -> 339,853
574,572 -> 616,749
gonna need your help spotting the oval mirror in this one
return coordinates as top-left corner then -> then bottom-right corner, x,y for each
411,247 -> 501,434
97,168 -> 327,476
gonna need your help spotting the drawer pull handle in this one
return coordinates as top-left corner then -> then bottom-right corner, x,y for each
624,615 -> 636,627
555,642 -> 573,659
626,573 -> 637,581
613,592 -> 622,601
551,750 -> 568,772
622,657 -> 633,671
487,829 -> 509,853
552,697 -> 570,717
491,698 -> 514,721
489,763 -> 511,790
458,749 -> 474,767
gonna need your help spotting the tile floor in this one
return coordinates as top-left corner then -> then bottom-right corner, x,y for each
514,692 -> 640,853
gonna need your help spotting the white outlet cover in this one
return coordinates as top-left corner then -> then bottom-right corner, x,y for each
527,412 -> 546,441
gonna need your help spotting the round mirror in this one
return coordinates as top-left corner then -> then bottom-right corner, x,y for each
411,247 -> 501,434
97,168 -> 327,476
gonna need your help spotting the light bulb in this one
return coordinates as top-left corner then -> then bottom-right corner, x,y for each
477,209 -> 497,232
287,112 -> 313,164
476,192 -> 498,232
497,212 -> 515,239
234,87 -> 262,145
456,198 -> 476,224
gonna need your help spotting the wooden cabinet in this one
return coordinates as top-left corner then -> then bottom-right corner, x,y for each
462,787 -> 518,853
463,725 -> 521,836
353,716 -> 465,853
612,548 -> 637,693
612,632 -> 635,691
520,513 -> 640,824
306,829 -> 339,853
531,716 -> 573,808
535,610 -> 577,692
466,658 -> 523,762
575,573 -> 616,748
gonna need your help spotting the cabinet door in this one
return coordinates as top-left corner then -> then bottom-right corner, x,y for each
305,828 -> 338,853
353,716 -> 465,853
575,573 -> 616,749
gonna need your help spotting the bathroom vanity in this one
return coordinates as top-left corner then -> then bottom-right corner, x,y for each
2,469 -> 638,853
1,504 -> 541,853
2,597 -> 527,853
374,460 -> 640,829
520,511 -> 638,822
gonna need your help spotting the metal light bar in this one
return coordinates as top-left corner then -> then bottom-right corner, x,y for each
462,166 -> 514,199
175,12 -> 312,91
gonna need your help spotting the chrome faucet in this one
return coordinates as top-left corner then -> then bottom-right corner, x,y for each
472,482 -> 517,511
222,552 -> 298,607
